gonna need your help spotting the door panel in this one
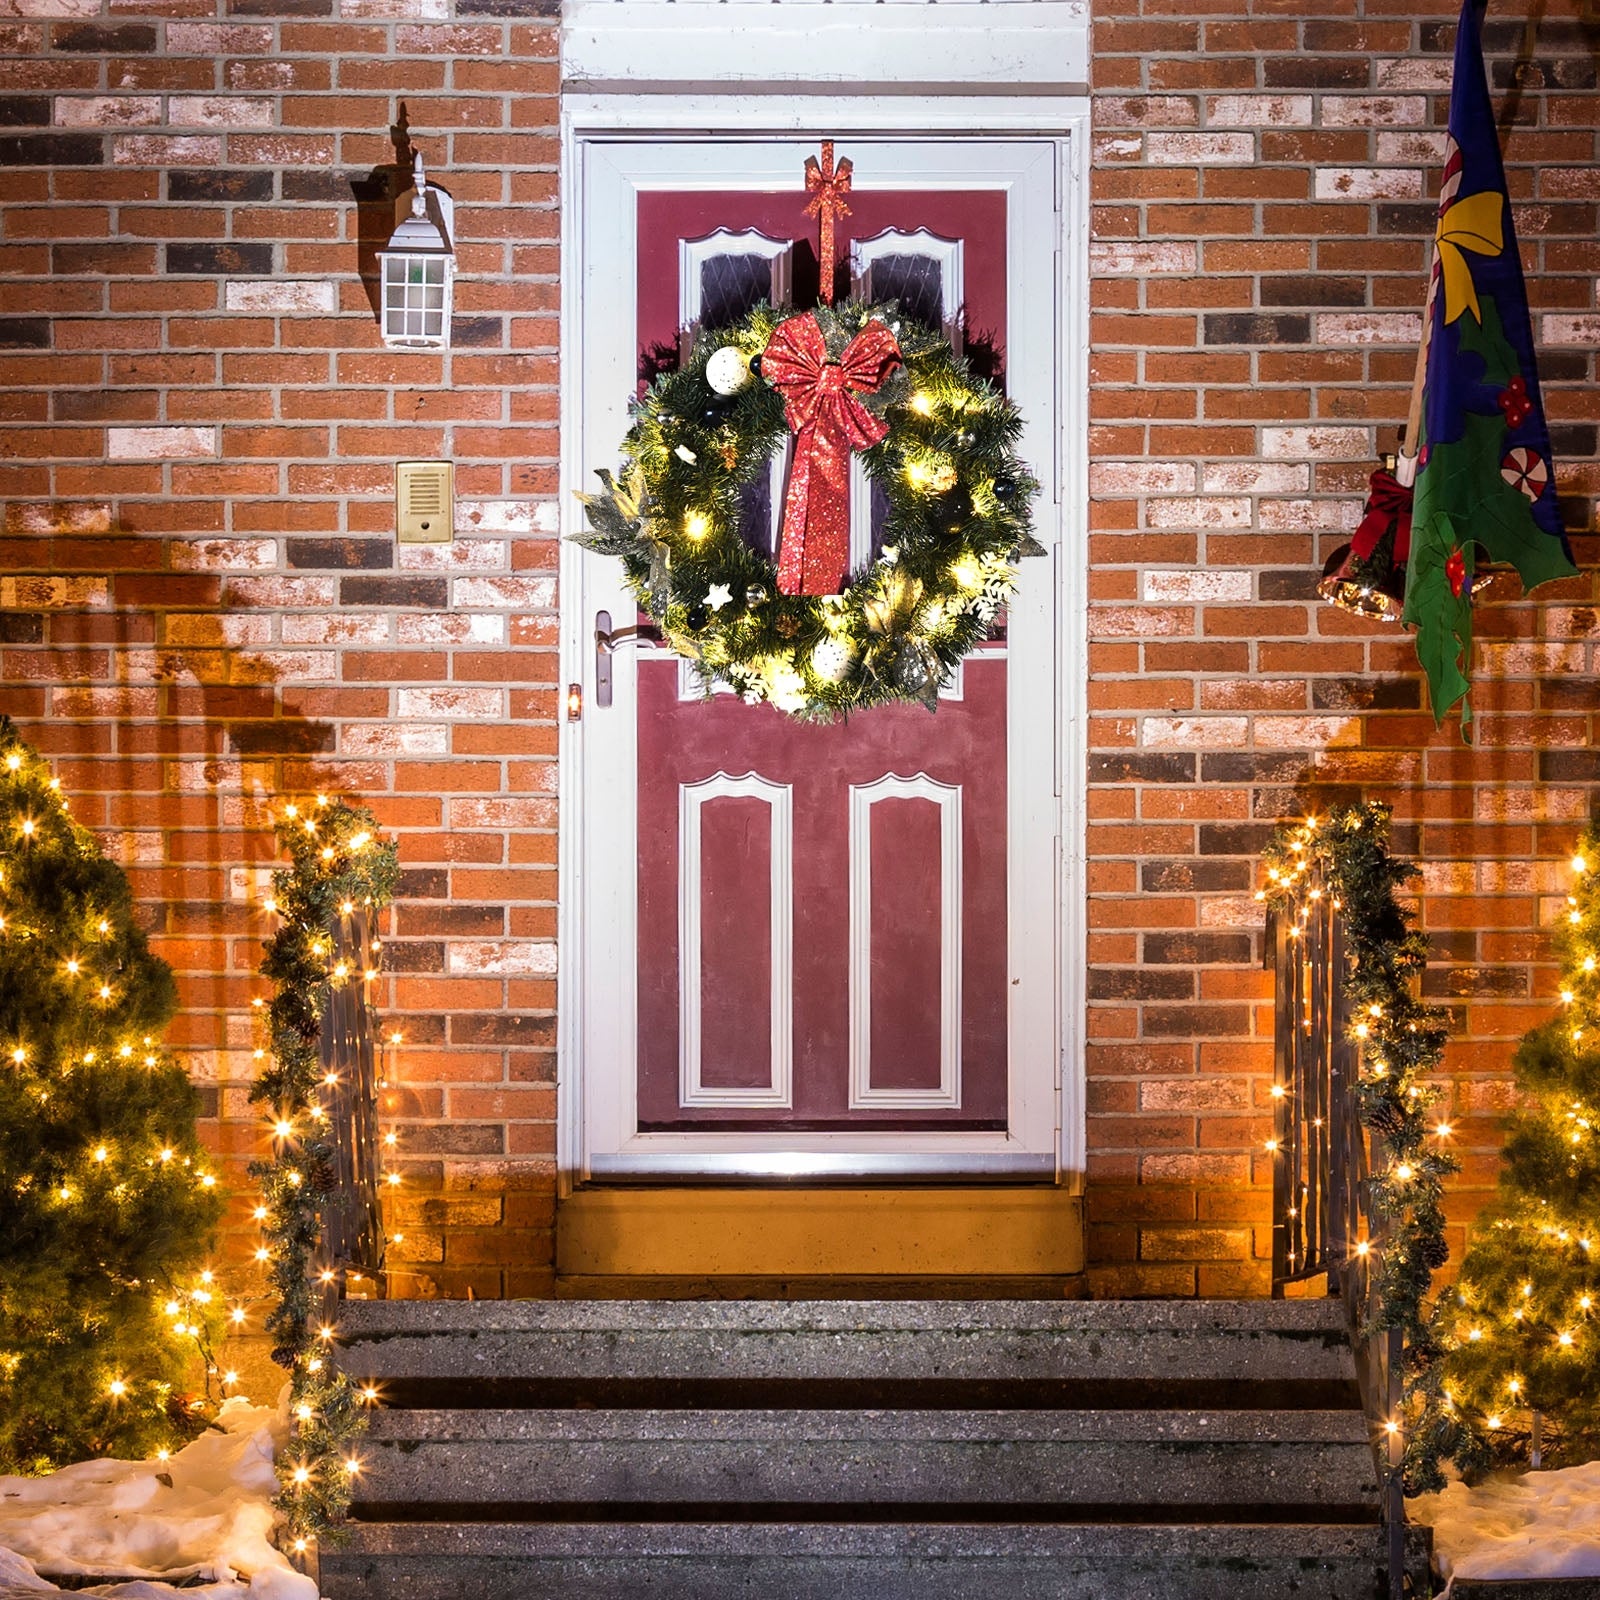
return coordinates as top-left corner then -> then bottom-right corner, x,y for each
636,655 -> 1008,1131
574,139 -> 1062,1177
634,180 -> 1009,1134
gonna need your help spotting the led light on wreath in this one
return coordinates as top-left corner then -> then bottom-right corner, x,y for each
705,345 -> 754,397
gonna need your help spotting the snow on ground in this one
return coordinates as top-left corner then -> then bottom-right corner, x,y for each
0,1396 -> 317,1600
1412,1458 -> 1600,1585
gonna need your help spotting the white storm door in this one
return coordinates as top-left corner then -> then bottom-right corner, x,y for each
565,135 -> 1072,1180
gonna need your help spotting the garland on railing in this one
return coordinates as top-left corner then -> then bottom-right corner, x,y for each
249,796 -> 399,1547
1259,802 -> 1456,1491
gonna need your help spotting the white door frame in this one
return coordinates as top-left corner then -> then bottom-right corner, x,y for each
556,101 -> 1090,1193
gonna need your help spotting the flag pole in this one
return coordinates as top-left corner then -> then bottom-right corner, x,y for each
1394,242 -> 1435,490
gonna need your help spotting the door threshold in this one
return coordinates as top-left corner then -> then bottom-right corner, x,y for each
556,1185 -> 1084,1279
553,1274 -> 1090,1300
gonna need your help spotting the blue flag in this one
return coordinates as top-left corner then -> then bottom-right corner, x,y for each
1403,0 -> 1575,726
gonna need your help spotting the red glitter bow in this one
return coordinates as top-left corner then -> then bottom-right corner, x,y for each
762,312 -> 902,596
1351,466 -> 1414,564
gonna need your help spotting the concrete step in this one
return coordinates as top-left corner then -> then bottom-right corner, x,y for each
319,1298 -> 1414,1600
320,1520 -> 1431,1600
336,1298 -> 1360,1404
353,1407 -> 1379,1515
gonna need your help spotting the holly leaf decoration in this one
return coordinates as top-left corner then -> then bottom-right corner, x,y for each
1426,411 -> 1575,592
1405,509 -> 1476,726
1455,296 -> 1518,388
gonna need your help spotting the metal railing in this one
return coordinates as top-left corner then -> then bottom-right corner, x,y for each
313,910 -> 386,1320
1268,869 -> 1409,1598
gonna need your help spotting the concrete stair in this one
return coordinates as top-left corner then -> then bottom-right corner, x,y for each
323,1298 -> 1432,1599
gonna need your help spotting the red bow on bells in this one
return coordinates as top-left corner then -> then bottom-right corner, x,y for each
760,312 -> 902,596
1350,467 -> 1413,565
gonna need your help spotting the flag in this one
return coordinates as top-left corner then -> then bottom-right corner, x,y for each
1403,0 -> 1576,727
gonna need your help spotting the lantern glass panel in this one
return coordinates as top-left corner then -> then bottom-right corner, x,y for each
382,253 -> 449,344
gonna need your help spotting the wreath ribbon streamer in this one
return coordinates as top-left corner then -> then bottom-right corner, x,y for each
762,311 -> 902,596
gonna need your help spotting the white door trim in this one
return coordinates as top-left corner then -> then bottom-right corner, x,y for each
561,0 -> 1090,97
557,106 -> 1090,1193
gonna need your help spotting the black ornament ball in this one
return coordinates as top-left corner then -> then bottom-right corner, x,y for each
749,354 -> 763,378
686,604 -> 709,631
991,477 -> 1017,504
941,486 -> 974,533
701,404 -> 727,425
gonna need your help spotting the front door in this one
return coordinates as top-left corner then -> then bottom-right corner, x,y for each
568,137 -> 1066,1182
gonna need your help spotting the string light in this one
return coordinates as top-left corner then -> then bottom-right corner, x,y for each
250,795 -> 398,1543
1259,803 -> 1455,1491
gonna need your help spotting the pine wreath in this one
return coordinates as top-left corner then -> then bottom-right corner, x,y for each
575,299 -> 1043,718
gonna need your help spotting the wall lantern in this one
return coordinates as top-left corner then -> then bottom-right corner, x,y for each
377,151 -> 455,350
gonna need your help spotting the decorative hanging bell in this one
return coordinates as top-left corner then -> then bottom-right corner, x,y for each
1318,534 -> 1409,622
1318,461 -> 1412,622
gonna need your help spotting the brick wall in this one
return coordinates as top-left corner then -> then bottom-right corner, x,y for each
1085,0 -> 1600,1294
1,0 -> 1596,1298
0,0 -> 562,1296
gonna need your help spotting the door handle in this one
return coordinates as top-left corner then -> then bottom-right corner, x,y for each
593,611 -> 663,708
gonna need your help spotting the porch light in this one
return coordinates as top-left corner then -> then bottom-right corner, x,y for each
377,151 -> 455,350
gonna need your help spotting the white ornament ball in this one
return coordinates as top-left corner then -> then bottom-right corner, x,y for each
811,635 -> 855,684
706,345 -> 754,397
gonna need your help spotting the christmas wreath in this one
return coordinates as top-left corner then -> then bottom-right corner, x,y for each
575,298 -> 1042,717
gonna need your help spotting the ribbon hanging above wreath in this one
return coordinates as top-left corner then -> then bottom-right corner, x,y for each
763,311 -> 902,596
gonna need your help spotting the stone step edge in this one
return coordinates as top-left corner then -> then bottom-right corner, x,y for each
361,1406 -> 1375,1444
351,1377 -> 1363,1412
329,1519 -> 1414,1559
1450,1582 -> 1600,1598
338,1297 -> 1351,1338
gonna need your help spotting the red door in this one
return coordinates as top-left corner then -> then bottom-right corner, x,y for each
633,185 -> 1013,1134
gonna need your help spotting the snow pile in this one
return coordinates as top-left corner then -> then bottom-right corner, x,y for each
1412,1458 -> 1600,1584
0,1397 -> 317,1600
